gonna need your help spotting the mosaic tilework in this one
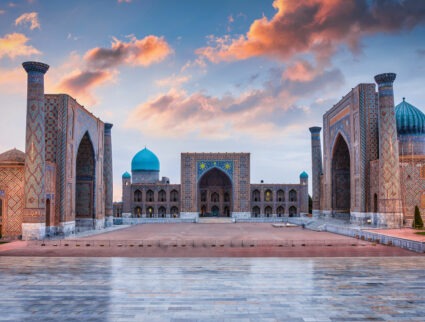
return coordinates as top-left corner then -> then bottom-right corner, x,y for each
103,123 -> 113,217
23,66 -> 47,221
0,167 -> 24,237
0,257 -> 424,321
376,75 -> 402,213
197,160 -> 233,180
309,127 -> 322,211
399,159 -> 425,222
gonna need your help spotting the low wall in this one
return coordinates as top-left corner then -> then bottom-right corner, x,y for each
113,217 -> 196,225
324,224 -> 425,253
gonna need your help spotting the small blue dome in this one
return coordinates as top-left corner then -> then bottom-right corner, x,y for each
395,98 -> 425,135
300,171 -> 308,179
131,147 -> 160,172
122,171 -> 131,179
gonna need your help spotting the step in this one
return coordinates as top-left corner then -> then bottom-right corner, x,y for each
197,217 -> 234,224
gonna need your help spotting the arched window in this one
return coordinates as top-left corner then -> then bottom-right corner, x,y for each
146,206 -> 154,218
224,192 -> 230,202
252,190 -> 260,202
134,189 -> 142,202
158,190 -> 166,202
211,192 -> 219,203
146,190 -> 154,202
277,206 -> 284,217
224,206 -> 230,217
158,206 -> 166,218
289,206 -> 297,217
201,190 -> 207,202
252,206 -> 260,217
289,189 -> 297,202
170,190 -> 179,202
171,206 -> 179,217
264,190 -> 273,202
277,190 -> 285,202
134,206 -> 142,218
265,206 -> 272,217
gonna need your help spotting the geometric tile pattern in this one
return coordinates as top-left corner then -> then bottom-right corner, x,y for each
375,74 -> 402,213
22,65 -> 48,217
1,257 -> 425,321
0,167 -> 24,236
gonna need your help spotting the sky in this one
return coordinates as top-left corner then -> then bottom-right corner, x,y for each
1,0 -> 425,202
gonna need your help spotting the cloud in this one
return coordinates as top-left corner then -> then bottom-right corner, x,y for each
84,35 -> 172,69
0,10 -> 5,15
196,0 -> 425,64
0,66 -> 26,93
15,12 -> 40,30
55,35 -> 172,106
155,74 -> 191,87
118,0 -> 132,3
126,67 -> 344,139
56,69 -> 115,106
0,33 -> 40,59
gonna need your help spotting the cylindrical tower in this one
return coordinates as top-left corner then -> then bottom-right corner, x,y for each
22,61 -> 49,240
309,126 -> 322,217
103,123 -> 113,227
374,73 -> 403,228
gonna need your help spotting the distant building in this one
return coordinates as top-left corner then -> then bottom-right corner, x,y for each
115,150 -> 308,219
0,61 -> 113,240
310,73 -> 425,227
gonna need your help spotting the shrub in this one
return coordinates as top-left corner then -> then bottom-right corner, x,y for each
412,205 -> 424,229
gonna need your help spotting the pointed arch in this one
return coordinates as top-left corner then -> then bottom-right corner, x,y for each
331,133 -> 351,213
75,131 -> 96,231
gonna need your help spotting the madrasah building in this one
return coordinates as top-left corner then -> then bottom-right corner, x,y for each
310,73 -> 425,228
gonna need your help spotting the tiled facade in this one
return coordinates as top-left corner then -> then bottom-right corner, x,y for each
314,73 -> 425,227
0,61 -> 112,240
117,152 -> 308,219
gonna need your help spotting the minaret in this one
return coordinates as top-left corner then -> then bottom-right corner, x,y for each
21,61 -> 49,240
103,123 -> 113,227
122,172 -> 132,216
374,73 -> 403,228
309,126 -> 322,217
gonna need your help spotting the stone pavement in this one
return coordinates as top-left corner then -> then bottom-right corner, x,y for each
0,256 -> 424,321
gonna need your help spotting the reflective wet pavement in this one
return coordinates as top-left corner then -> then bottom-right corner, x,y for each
1,257 -> 424,321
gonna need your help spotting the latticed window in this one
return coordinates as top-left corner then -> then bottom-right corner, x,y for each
277,190 -> 285,202
146,190 -> 154,202
252,190 -> 260,202
289,189 -> 297,202
158,190 -> 166,202
134,190 -> 142,202
211,192 -> 219,202
170,190 -> 178,202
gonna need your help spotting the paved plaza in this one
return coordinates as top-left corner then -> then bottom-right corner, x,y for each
1,223 -> 421,257
1,256 -> 425,321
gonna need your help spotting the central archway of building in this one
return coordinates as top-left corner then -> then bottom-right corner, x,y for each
331,134 -> 351,216
75,132 -> 96,232
198,167 -> 232,217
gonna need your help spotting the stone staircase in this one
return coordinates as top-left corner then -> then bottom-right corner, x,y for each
197,217 -> 234,224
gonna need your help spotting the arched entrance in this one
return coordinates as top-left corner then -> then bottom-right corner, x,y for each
198,168 -> 232,217
331,134 -> 351,214
75,132 -> 96,231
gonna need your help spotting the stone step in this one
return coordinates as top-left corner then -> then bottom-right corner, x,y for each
197,217 -> 234,224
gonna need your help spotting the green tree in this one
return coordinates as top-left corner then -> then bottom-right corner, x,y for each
412,205 -> 424,229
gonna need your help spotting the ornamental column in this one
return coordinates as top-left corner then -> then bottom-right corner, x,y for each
309,126 -> 322,217
22,61 -> 49,240
103,123 -> 113,227
374,73 -> 403,228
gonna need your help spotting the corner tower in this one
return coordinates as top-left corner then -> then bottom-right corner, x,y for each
309,127 -> 322,216
22,61 -> 49,240
374,73 -> 403,228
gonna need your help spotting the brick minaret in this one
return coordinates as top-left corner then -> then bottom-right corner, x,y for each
374,73 -> 403,228
22,61 -> 49,240
309,126 -> 322,216
103,123 -> 113,227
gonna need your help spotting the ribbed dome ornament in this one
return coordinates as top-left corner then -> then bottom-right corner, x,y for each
395,98 -> 425,135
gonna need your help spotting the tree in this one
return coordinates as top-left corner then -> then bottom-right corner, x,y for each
412,205 -> 424,229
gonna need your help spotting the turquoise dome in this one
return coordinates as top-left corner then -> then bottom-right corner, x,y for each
395,98 -> 425,135
122,171 -> 131,179
299,171 -> 308,179
131,147 -> 160,172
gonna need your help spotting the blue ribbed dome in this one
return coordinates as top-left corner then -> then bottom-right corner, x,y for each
299,171 -> 308,179
122,171 -> 131,179
395,98 -> 425,135
131,147 -> 160,172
